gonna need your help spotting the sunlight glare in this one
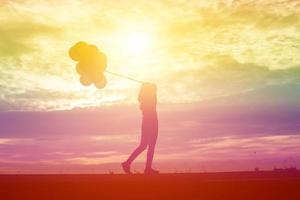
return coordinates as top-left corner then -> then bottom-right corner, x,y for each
113,21 -> 157,58
121,31 -> 153,55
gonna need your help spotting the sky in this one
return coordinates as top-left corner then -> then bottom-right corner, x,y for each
0,0 -> 300,173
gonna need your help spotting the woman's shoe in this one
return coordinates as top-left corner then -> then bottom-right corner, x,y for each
144,168 -> 159,175
121,162 -> 132,174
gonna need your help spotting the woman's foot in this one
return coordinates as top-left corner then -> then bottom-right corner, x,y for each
144,168 -> 159,175
121,162 -> 132,174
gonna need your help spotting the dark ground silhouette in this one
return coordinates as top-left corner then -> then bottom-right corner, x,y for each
1,171 -> 300,200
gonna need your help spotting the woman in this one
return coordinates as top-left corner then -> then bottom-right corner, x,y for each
122,83 -> 159,174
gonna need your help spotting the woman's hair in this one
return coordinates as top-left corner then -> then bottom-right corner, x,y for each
138,83 -> 157,110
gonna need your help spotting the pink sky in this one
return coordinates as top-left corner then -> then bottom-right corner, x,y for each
1,88 -> 300,173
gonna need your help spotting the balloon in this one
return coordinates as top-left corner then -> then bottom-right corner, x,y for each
80,76 -> 93,86
76,62 -> 87,75
95,75 -> 107,89
97,51 -> 107,71
69,41 -> 89,61
70,41 -> 108,89
90,70 -> 102,82
89,45 -> 100,60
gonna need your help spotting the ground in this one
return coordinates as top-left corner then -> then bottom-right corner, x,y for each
1,171 -> 300,200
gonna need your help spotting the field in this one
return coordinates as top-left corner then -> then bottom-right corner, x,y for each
1,171 -> 300,200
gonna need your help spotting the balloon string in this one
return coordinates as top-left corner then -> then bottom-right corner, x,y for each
105,70 -> 144,83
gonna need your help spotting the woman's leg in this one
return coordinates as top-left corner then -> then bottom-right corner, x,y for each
125,142 -> 147,165
122,123 -> 149,174
145,132 -> 158,170
145,142 -> 155,170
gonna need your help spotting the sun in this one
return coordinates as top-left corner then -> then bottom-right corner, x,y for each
113,22 -> 156,57
107,21 -> 159,80
119,31 -> 153,56
122,32 -> 152,55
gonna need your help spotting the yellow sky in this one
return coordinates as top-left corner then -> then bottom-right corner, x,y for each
1,0 -> 300,111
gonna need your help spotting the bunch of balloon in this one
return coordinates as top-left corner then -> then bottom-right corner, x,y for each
69,41 -> 108,89
69,41 -> 143,89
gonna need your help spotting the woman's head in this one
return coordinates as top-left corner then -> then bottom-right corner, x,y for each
138,83 -> 157,109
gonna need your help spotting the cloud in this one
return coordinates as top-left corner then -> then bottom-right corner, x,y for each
0,138 -> 14,145
164,55 -> 300,102
0,98 -> 14,112
164,2 -> 300,69
0,138 -> 34,145
200,3 -> 300,31
91,135 -> 137,143
0,22 -> 60,57
65,155 -> 126,165
0,0 -> 300,111
187,134 -> 300,160
0,13 -> 61,57
1,131 -> 299,172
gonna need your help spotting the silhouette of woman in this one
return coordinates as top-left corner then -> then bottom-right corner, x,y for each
122,83 -> 159,174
